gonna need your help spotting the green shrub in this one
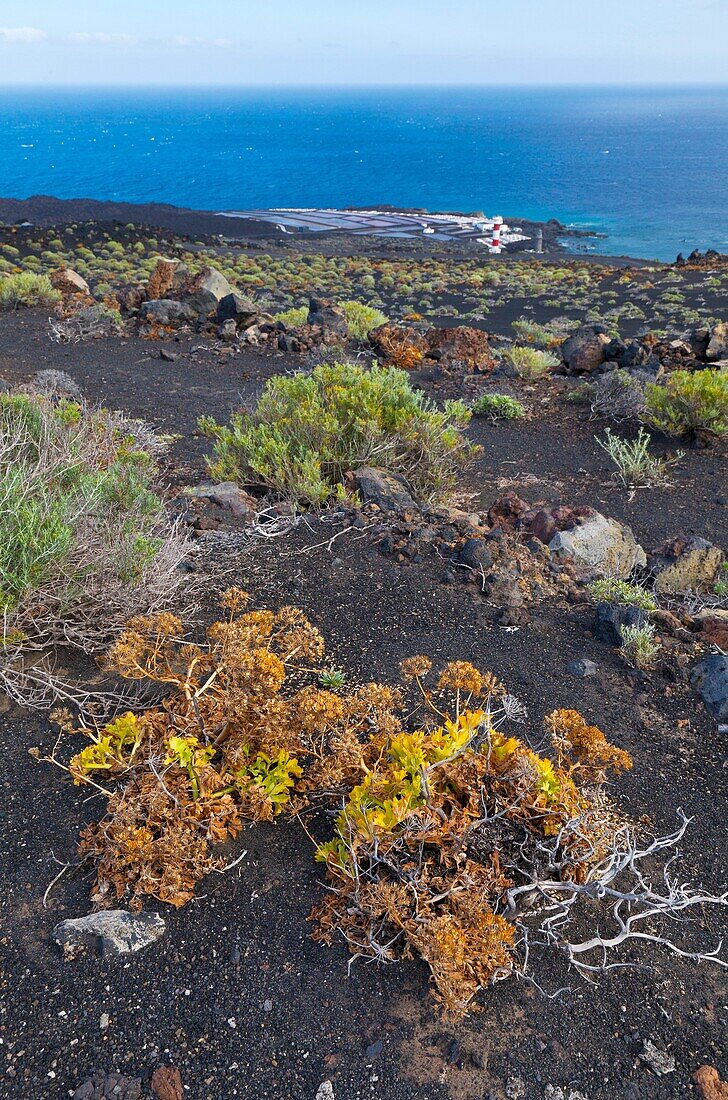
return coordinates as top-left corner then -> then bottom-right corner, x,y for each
200,362 -> 476,506
588,578 -> 657,613
646,369 -> 728,438
339,300 -> 388,342
511,318 -> 558,347
0,272 -> 60,310
274,305 -> 309,328
471,393 -> 526,420
619,622 -> 660,670
0,393 -> 187,702
501,346 -> 559,380
596,427 -> 666,487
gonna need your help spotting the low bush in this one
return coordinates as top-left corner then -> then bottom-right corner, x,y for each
587,578 -> 657,612
0,272 -> 60,310
50,616 -> 724,1019
471,393 -> 526,420
511,318 -> 559,347
596,426 -> 666,487
339,300 -> 388,342
619,622 -> 660,669
273,305 -> 308,329
200,362 -> 476,505
590,369 -> 648,422
501,345 -> 559,380
646,368 -> 728,438
0,392 -> 188,703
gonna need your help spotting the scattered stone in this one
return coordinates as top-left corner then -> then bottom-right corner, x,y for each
692,608 -> 728,650
506,1077 -> 526,1100
366,1040 -> 383,1059
593,603 -> 648,646
219,318 -> 238,342
549,512 -> 646,578
639,1040 -> 675,1077
72,1072 -> 142,1099
693,1065 -> 728,1100
651,535 -> 724,596
99,1012 -> 110,1030
690,654 -> 728,721
567,658 -> 598,677
544,1088 -> 589,1100
184,481 -> 256,532
151,1066 -> 184,1100
263,998 -> 273,1013
315,1084 -> 335,1100
458,537 -> 493,573
181,266 -> 233,317
51,266 -> 90,297
139,299 -> 196,326
424,325 -> 495,374
53,909 -> 166,958
159,348 -> 178,362
216,290 -> 258,328
350,467 -> 419,512
561,324 -> 610,373
706,321 -> 728,361
307,298 -> 349,337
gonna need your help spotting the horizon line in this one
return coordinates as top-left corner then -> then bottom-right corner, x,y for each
1,80 -> 727,89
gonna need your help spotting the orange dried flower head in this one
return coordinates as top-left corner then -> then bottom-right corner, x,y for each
546,709 -> 633,775
220,587 -> 250,614
437,661 -> 483,695
400,656 -> 432,681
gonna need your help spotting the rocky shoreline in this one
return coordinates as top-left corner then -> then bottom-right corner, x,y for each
0,194 -> 595,258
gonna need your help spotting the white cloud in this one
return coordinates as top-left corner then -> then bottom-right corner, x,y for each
170,35 -> 234,48
0,26 -> 47,43
67,32 -> 136,45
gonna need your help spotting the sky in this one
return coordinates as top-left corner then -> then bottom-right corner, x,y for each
0,0 -> 726,85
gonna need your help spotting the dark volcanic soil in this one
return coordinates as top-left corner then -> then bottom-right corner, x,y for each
0,311 -> 726,1100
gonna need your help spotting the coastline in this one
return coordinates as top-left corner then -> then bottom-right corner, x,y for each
0,193 -> 630,262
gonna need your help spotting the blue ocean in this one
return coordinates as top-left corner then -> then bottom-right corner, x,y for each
0,85 -> 726,261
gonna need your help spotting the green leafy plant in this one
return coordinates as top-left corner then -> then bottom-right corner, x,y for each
646,369 -> 728,439
471,393 -> 526,420
274,305 -> 308,328
319,667 -> 346,690
588,578 -> 657,612
596,427 -> 666,487
0,272 -> 61,310
0,392 -> 187,703
339,300 -> 388,341
199,362 -> 477,506
501,346 -> 560,380
619,622 -> 660,669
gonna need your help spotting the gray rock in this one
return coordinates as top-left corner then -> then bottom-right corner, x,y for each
639,1040 -> 675,1077
593,603 -> 648,646
652,535 -> 723,596
315,1085 -> 335,1100
53,910 -> 166,958
185,481 -> 256,519
307,298 -> 349,337
139,299 -> 196,326
219,318 -> 238,342
352,467 -> 419,512
544,1088 -> 589,1100
690,654 -> 728,721
706,321 -> 728,361
458,538 -> 493,572
549,512 -> 646,578
216,291 -> 258,328
182,266 -> 233,317
567,658 -> 598,677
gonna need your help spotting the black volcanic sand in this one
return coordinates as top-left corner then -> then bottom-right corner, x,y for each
0,304 -> 726,1100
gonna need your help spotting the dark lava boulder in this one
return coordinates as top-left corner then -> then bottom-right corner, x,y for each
560,324 -> 611,374
593,603 -> 648,646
